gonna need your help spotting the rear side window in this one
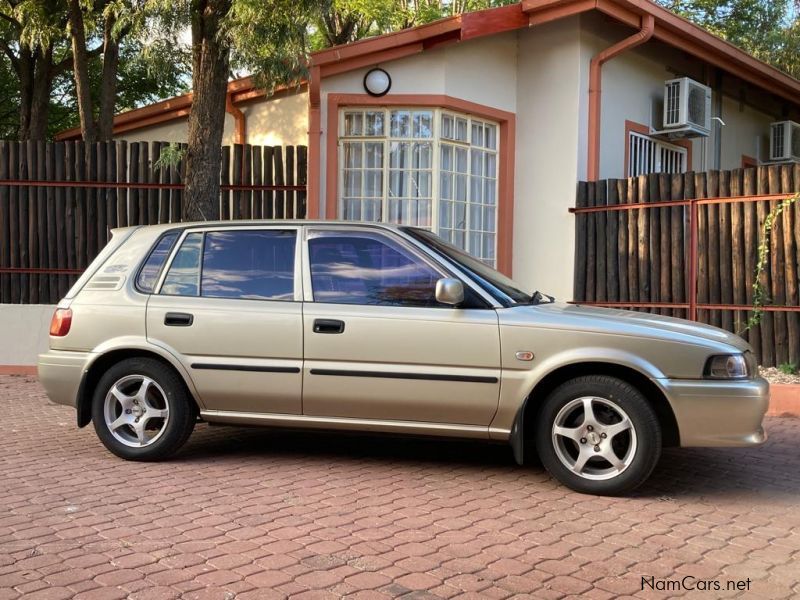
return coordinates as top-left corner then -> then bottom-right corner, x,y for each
201,231 -> 296,300
161,233 -> 203,296
136,232 -> 180,293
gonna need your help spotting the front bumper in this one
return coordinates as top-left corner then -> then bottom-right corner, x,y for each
37,350 -> 90,408
658,376 -> 769,447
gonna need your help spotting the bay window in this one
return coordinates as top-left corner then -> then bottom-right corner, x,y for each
339,107 -> 499,266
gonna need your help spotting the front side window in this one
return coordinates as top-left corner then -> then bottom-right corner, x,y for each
308,231 -> 444,307
339,108 -> 499,266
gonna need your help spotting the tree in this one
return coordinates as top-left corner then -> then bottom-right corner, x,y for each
175,0 -> 311,220
311,0 -> 517,49
657,1 -> 800,78
0,0 -> 76,139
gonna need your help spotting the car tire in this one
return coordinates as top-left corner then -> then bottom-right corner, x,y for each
92,358 -> 196,461
534,375 -> 661,496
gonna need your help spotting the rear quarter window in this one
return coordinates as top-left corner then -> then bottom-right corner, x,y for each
136,232 -> 180,293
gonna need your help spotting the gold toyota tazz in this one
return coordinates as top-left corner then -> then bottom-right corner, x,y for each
38,221 -> 769,495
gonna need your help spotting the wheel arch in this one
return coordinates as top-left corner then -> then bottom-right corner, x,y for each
77,346 -> 201,428
510,361 -> 680,464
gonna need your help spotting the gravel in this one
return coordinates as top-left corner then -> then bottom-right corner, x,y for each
760,366 -> 800,385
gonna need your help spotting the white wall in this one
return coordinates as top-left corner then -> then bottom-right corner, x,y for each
578,20 -> 778,179
115,91 -> 309,148
513,18 -> 583,300
0,305 -> 54,366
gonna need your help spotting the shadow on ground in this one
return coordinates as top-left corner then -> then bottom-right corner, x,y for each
175,416 -> 800,500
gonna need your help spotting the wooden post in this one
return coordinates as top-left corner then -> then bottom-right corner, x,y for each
606,180 -> 620,303
670,173 -> 685,319
595,180 -> 607,303
616,179 -> 629,305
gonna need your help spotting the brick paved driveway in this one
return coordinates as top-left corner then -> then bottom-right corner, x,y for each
1,375 -> 799,600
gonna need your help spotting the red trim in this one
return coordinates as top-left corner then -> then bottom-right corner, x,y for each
769,385 -> 800,417
0,366 -> 37,376
742,154 -> 758,168
311,0 -> 800,111
324,93 -> 515,276
623,119 -> 692,176
56,79 -> 307,141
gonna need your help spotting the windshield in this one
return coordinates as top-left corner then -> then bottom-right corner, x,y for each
404,228 -> 532,306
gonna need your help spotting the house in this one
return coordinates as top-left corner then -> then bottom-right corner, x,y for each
57,0 -> 800,303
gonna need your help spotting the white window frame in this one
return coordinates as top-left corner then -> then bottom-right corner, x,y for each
627,131 -> 688,178
338,107 -> 500,266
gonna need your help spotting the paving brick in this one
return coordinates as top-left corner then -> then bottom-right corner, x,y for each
1,377 -> 799,599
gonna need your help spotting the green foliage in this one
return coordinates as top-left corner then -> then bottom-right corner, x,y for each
153,142 -> 185,171
778,362 -> 799,375
744,193 -> 800,332
310,0 -> 518,50
656,1 -> 800,78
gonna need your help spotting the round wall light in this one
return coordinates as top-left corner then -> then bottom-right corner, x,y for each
363,68 -> 391,97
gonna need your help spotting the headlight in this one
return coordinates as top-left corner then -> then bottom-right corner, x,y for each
704,354 -> 749,379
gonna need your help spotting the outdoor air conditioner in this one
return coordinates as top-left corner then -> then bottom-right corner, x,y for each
769,121 -> 800,162
660,77 -> 712,138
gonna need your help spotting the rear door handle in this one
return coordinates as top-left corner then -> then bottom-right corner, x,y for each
164,312 -> 193,327
313,319 -> 345,334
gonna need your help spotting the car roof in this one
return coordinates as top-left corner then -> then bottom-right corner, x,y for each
112,220 -> 406,236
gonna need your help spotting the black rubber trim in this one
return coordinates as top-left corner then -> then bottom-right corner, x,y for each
309,368 -> 497,384
191,363 -> 300,374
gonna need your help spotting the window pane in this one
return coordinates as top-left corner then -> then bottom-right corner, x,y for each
365,142 -> 383,168
137,232 -> 179,292
309,232 -> 442,306
390,111 -> 411,137
200,231 -> 296,300
162,233 -> 202,296
344,143 -> 362,168
365,111 -> 384,136
344,170 -> 362,197
441,114 -> 454,140
344,112 -> 363,136
455,147 -> 468,173
485,124 -> 497,150
413,111 -> 433,138
455,118 -> 468,142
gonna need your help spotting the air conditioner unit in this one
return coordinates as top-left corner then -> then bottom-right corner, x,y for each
661,77 -> 712,138
769,121 -> 800,162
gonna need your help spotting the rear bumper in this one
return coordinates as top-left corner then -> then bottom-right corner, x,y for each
37,350 -> 90,408
659,377 -> 769,447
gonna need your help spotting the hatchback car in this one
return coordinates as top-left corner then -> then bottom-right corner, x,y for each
38,221 -> 768,495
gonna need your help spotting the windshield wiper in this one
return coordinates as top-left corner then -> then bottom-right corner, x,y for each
529,290 -> 555,305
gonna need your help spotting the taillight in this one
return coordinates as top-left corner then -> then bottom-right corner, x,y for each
50,308 -> 72,337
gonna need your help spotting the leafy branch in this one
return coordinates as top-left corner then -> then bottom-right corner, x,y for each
744,192 -> 800,331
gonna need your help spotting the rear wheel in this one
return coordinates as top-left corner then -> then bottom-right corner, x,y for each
92,358 -> 196,460
534,375 -> 661,495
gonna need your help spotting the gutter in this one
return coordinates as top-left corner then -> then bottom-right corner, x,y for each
587,14 -> 655,181
225,92 -> 246,145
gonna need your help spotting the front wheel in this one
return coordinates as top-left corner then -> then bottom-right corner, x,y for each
534,375 -> 661,495
92,358 -> 196,461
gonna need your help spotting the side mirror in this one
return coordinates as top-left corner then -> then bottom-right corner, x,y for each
435,278 -> 464,306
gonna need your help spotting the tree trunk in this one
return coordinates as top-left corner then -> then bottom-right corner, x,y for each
22,47 -> 53,141
183,0 -> 232,221
97,13 -> 120,141
17,51 -> 34,140
67,0 -> 96,143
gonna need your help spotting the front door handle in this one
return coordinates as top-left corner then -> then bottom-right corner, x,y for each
313,319 -> 345,334
164,312 -> 194,327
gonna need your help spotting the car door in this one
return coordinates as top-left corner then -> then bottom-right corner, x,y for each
146,226 -> 303,414
301,226 -> 501,427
